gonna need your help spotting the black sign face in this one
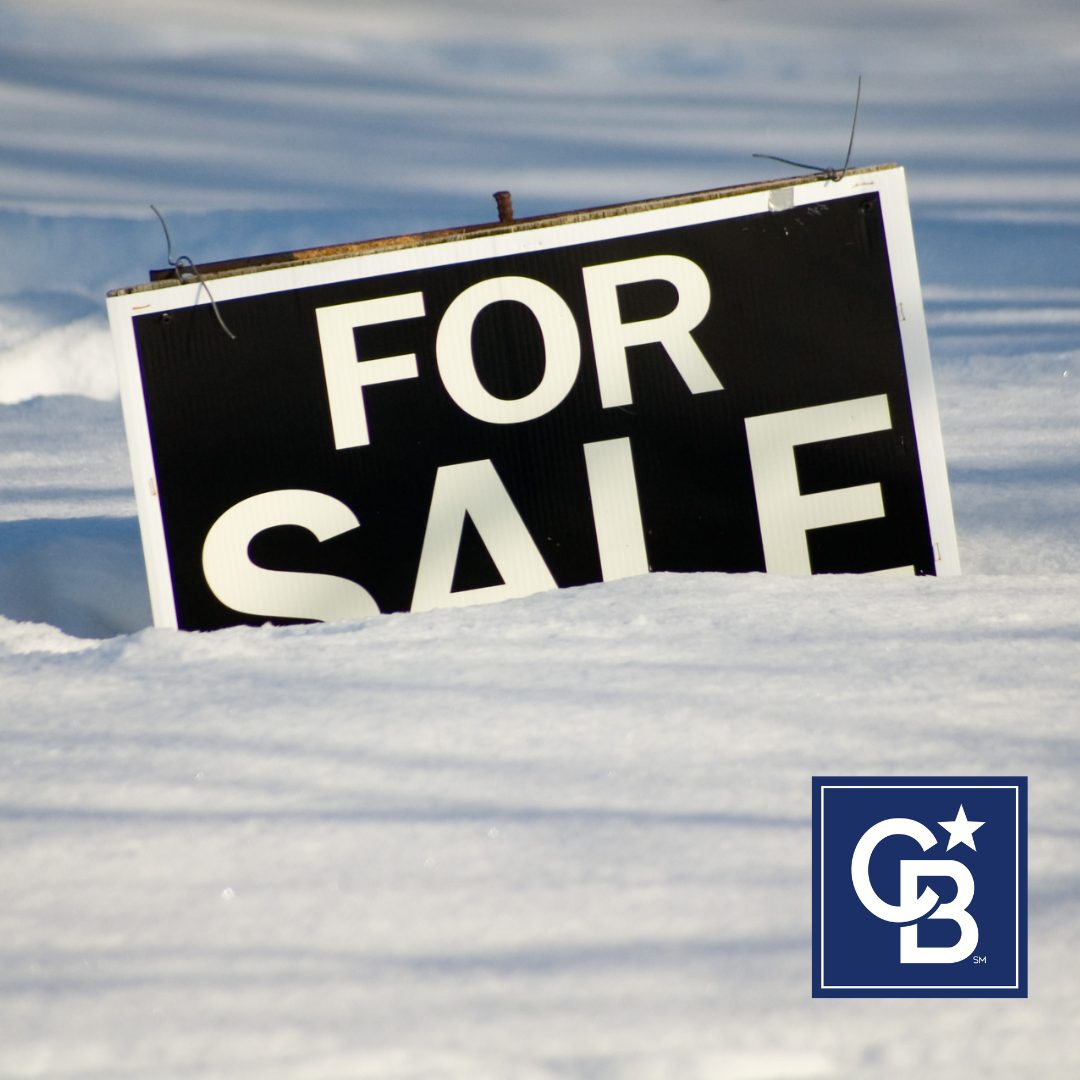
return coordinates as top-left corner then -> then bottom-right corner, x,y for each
109,168 -> 959,630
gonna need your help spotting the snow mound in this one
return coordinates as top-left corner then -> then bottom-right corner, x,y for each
0,312 -> 116,403
0,515 -> 150,636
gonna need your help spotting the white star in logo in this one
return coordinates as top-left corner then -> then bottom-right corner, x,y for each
937,804 -> 985,851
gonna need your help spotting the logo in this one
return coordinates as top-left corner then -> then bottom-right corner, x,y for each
813,777 -> 1027,997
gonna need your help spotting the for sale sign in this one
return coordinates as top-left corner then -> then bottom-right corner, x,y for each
108,165 -> 958,631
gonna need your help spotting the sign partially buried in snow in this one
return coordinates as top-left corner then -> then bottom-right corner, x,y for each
108,164 -> 958,631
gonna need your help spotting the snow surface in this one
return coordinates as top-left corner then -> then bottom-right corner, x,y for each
1,1 -> 1079,1076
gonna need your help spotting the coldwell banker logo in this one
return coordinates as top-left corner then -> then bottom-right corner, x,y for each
812,777 -> 1027,997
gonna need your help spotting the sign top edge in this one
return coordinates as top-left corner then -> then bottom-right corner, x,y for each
107,164 -> 900,298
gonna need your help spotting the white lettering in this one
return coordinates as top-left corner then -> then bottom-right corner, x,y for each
583,437 -> 649,581
850,816 -> 979,966
411,459 -> 557,611
435,276 -> 580,424
202,489 -> 380,622
316,292 -> 425,450
744,394 -> 913,575
899,861 -> 979,964
582,254 -> 721,408
851,817 -> 939,924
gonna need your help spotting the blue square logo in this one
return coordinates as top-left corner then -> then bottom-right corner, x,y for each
812,777 -> 1027,997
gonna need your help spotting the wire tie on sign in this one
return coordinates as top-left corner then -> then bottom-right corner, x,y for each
150,205 -> 237,341
753,75 -> 863,182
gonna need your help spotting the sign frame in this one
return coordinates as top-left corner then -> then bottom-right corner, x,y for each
108,164 -> 959,630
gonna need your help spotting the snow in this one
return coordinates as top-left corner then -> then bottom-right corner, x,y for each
1,1 -> 1079,1076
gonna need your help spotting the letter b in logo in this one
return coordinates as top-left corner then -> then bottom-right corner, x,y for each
850,817 -> 978,963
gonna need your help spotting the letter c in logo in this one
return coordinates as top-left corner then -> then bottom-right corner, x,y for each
851,817 -> 941,923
